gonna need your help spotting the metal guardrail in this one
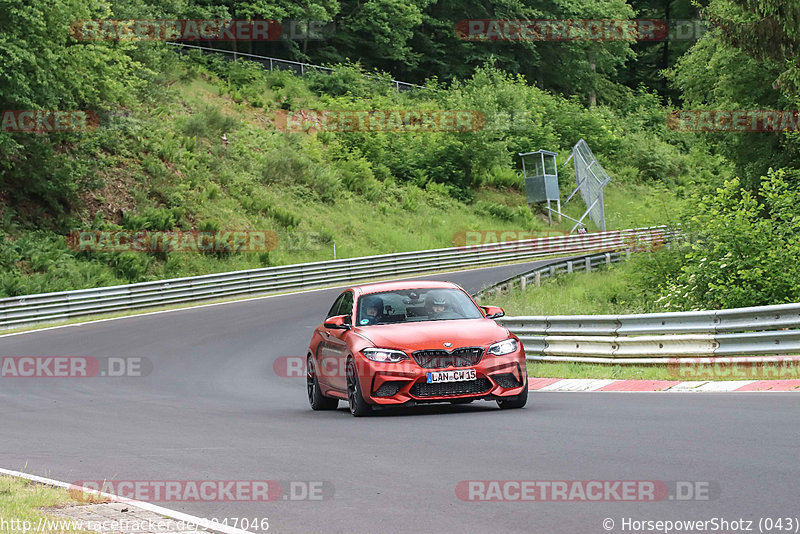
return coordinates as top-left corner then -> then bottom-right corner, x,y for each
0,227 -> 668,330
166,42 -> 426,92
498,303 -> 800,363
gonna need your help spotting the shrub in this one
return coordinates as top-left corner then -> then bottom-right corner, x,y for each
338,156 -> 381,198
474,200 -> 517,221
658,169 -> 800,310
485,166 -> 523,190
617,130 -> 689,183
267,206 -> 301,229
111,252 -> 151,282
181,105 -> 239,139
122,207 -> 182,231
261,148 -> 341,203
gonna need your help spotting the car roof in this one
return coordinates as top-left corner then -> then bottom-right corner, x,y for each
349,280 -> 460,296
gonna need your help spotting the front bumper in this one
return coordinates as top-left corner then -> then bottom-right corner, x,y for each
354,348 -> 527,405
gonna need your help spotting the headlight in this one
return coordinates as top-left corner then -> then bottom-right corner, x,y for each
361,348 -> 409,363
487,338 -> 518,356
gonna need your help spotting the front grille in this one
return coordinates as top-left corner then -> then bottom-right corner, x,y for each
374,381 -> 403,397
411,347 -> 484,369
410,378 -> 492,398
493,373 -> 523,389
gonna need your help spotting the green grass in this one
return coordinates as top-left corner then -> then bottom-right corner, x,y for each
528,361 -> 678,380
484,257 -> 657,316
0,475 -> 102,533
526,361 -> 800,381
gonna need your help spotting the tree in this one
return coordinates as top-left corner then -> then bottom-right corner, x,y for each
659,170 -> 800,310
665,0 -> 800,188
0,0 -> 154,219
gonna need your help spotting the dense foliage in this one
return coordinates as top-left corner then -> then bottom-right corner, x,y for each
0,0 -> 798,308
658,170 -> 800,310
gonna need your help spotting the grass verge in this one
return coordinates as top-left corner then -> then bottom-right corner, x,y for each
486,255 -> 659,316
0,475 -> 102,533
526,361 -> 800,381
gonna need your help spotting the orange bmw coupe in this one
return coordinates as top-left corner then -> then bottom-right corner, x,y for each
306,280 -> 528,416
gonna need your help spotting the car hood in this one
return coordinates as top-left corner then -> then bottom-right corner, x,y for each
354,319 -> 510,352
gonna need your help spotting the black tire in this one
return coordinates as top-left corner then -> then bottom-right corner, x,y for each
307,355 -> 338,411
346,358 -> 373,417
497,382 -> 528,410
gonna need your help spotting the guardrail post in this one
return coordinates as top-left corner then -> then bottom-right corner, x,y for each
520,276 -> 526,291
534,271 -> 541,286
585,256 -> 592,272
605,252 -> 611,266
301,64 -> 305,75
567,261 -> 573,273
625,250 -> 631,261
549,265 -> 556,277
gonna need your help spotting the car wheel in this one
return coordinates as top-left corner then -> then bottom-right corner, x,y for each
497,382 -> 528,410
346,358 -> 373,417
307,355 -> 338,411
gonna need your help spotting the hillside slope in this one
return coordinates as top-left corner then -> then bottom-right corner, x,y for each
0,49 -> 725,297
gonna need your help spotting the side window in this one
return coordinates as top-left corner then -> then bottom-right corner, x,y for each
326,293 -> 346,319
338,291 -> 354,324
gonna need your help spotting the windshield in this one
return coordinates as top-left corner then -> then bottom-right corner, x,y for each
356,288 -> 483,326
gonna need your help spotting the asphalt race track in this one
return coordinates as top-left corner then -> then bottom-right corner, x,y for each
1,258 -> 798,533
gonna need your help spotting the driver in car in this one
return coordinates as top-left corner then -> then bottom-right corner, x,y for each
360,295 -> 384,325
426,292 -> 460,320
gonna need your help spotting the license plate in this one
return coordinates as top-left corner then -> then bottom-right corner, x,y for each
426,369 -> 477,383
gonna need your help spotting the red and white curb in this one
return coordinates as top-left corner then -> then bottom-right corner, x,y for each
0,468 -> 251,534
528,377 -> 800,392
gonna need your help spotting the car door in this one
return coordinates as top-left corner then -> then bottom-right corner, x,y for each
317,290 -> 353,392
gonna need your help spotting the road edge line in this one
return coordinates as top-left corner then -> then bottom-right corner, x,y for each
0,468 -> 252,534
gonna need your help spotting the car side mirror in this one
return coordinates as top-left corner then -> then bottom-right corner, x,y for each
324,314 -> 351,330
481,306 -> 505,319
